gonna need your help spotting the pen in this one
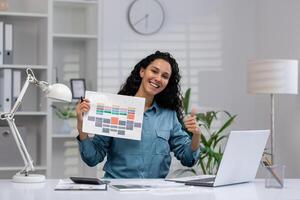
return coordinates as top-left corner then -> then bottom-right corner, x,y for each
80,96 -> 84,103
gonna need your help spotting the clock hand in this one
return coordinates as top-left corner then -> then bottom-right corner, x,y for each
145,14 -> 149,30
133,14 -> 149,26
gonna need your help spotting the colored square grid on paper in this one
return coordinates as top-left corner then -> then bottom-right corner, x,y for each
86,99 -> 142,138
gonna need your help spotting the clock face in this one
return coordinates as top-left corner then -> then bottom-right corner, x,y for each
128,0 -> 165,35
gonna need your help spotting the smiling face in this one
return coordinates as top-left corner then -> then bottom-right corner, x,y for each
138,58 -> 172,98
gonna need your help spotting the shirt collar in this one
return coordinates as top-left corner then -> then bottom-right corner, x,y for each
145,101 -> 160,114
151,101 -> 159,113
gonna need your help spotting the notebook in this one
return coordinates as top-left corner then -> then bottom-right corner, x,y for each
166,130 -> 269,187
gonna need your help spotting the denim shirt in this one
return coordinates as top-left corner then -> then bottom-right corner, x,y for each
77,102 -> 200,178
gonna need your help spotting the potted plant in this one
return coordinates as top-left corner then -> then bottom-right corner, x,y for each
52,104 -> 76,119
183,88 -> 237,175
51,104 -> 77,134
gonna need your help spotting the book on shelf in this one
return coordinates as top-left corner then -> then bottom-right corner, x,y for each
4,23 -> 13,64
0,68 -> 12,112
0,21 -> 3,64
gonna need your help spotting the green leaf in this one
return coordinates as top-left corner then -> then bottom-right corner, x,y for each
51,103 -> 77,119
201,134 -> 208,146
183,88 -> 191,115
54,110 -> 65,119
223,110 -> 233,118
206,111 -> 218,129
199,159 -> 207,174
197,113 -> 209,128
216,114 -> 237,134
206,153 -> 213,171
213,135 -> 228,148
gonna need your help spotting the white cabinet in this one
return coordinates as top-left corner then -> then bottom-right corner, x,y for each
53,0 -> 98,36
48,0 -> 99,178
0,0 -> 48,179
0,0 -> 99,179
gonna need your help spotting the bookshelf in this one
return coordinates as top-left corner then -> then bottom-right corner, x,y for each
0,0 -> 48,179
0,0 -> 99,179
49,0 -> 99,178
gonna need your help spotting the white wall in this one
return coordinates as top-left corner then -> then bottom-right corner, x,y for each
98,0 -> 300,178
98,0 -> 224,106
200,0 -> 300,178
201,0 -> 269,129
256,0 -> 300,178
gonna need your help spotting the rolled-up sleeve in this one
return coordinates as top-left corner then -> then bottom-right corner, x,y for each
76,135 -> 112,167
169,112 -> 201,167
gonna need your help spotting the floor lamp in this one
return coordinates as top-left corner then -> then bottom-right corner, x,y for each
0,68 -> 72,182
247,59 -> 298,165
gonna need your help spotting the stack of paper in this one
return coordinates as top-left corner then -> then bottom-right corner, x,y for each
55,179 -> 107,191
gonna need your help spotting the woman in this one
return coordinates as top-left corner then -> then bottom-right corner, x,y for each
76,51 -> 201,178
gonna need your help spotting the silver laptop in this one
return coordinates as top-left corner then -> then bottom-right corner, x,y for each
167,130 -> 269,187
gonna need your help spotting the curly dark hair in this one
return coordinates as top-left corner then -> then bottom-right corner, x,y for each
118,51 -> 184,122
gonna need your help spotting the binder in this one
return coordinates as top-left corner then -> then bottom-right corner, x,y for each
4,23 -> 13,64
12,70 -> 21,108
0,21 -> 3,64
0,71 -> 2,111
0,68 -> 12,112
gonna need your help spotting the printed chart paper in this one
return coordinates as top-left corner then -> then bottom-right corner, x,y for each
82,91 -> 145,140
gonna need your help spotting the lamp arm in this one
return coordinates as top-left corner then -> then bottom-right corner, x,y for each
0,68 -> 70,181
2,69 -> 38,175
6,117 -> 34,174
0,68 -> 70,182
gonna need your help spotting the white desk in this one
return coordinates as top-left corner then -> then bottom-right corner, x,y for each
1,179 -> 300,200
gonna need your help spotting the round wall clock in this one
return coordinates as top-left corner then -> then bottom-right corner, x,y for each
128,0 -> 165,35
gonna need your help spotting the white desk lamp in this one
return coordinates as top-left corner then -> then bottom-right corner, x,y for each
247,59 -> 298,165
0,68 -> 72,183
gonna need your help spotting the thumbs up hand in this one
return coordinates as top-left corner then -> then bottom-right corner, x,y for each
183,107 -> 201,135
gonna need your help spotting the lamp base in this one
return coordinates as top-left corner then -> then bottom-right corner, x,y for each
12,173 -> 46,183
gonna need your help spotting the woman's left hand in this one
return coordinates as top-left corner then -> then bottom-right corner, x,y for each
184,108 -> 201,135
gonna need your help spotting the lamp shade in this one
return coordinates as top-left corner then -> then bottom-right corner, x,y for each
247,59 -> 298,94
46,83 -> 72,102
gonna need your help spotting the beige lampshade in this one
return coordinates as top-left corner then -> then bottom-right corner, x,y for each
247,59 -> 298,94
